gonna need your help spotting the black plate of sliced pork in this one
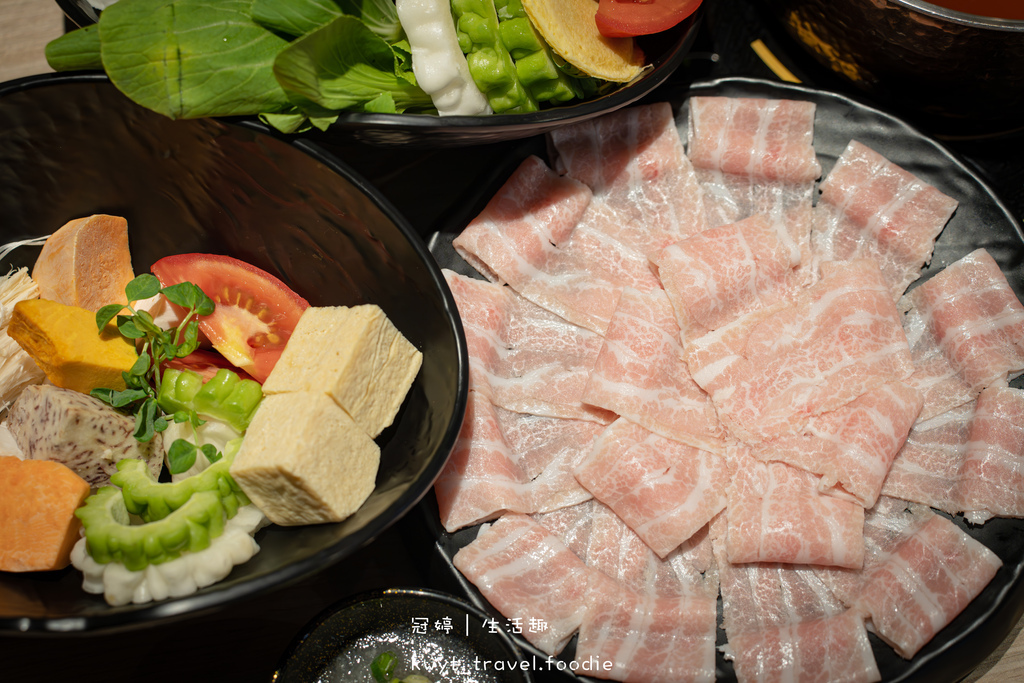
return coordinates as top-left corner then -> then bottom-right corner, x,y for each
422,77 -> 1024,683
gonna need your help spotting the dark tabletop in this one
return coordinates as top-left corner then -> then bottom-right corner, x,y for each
2,1 -> 1022,681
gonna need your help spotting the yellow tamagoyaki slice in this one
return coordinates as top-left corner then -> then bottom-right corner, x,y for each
8,298 -> 138,394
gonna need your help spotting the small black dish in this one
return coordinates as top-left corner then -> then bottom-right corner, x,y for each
272,587 -> 533,683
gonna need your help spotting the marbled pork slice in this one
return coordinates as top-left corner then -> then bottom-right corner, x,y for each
881,402 -> 973,513
814,496 -> 937,606
536,500 -> 718,600
899,248 -> 1024,419
574,570 -> 718,683
685,259 -> 914,443
850,513 -> 1002,659
882,387 -> 1024,523
581,287 -> 727,452
451,155 -> 631,334
812,140 -> 958,299
726,448 -> 865,568
452,513 -> 593,655
686,96 -> 821,227
575,417 -> 730,558
434,389 -> 600,533
443,269 -> 614,423
751,380 -> 924,508
434,390 -> 535,532
712,517 -> 879,683
652,213 -> 811,341
958,386 -> 1024,523
549,101 -> 709,256
725,610 -> 881,683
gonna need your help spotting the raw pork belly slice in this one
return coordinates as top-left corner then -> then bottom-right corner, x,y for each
726,610 -> 880,683
549,101 -> 708,256
574,570 -> 717,683
452,154 -> 591,288
812,140 -> 958,298
687,96 -> 820,184
435,391 -> 536,532
899,248 -> 1024,418
451,155 -> 644,334
752,381 -> 923,508
881,402 -> 973,513
435,390 -> 601,532
686,97 -> 821,227
653,213 -> 810,341
726,450 -> 865,568
958,386 -> 1024,522
443,269 -> 614,423
814,496 -> 934,606
883,387 -> 1024,523
575,418 -> 730,558
452,513 -> 593,655
536,500 -> 718,599
850,514 -> 1002,659
685,259 -> 914,442
712,520 -> 879,683
581,287 -> 727,452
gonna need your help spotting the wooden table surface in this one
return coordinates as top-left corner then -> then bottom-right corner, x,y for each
1,1 -> 1023,681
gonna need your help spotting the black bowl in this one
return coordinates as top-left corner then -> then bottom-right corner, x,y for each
53,0 -> 702,147
272,587 -> 533,683
0,72 -> 468,634
760,0 -> 1024,137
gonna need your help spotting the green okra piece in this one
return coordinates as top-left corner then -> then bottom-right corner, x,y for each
75,487 -> 228,571
493,0 -> 582,105
111,441 -> 249,523
450,0 -> 538,114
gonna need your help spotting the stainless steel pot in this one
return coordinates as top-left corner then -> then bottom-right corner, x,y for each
761,0 -> 1024,135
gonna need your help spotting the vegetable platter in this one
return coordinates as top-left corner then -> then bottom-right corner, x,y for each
48,0 -> 703,146
0,71 -> 467,634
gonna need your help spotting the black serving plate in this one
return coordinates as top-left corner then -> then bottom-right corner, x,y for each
272,587 -> 533,683
424,77 -> 1024,682
0,72 -> 468,635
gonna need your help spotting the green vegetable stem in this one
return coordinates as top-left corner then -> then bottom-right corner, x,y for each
451,0 -> 538,114
91,274 -> 215,444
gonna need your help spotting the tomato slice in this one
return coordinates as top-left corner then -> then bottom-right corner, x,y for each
595,0 -> 702,38
163,349 -> 256,383
151,253 -> 309,384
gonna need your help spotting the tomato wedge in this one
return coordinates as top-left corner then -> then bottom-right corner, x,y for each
151,253 -> 309,384
163,349 -> 256,383
595,0 -> 702,38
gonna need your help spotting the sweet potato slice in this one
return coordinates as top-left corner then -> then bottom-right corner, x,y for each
31,214 -> 136,312
0,456 -> 91,572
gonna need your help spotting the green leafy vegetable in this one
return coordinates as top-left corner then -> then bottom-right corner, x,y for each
44,23 -> 103,71
87,0 -> 291,119
252,0 -> 400,42
273,15 -> 433,115
91,274 -> 215,444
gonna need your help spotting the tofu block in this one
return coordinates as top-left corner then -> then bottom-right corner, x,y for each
229,392 -> 380,526
262,305 -> 422,438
